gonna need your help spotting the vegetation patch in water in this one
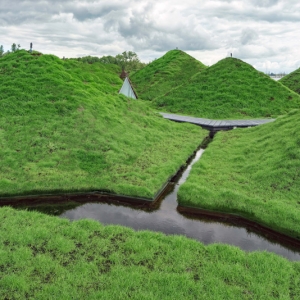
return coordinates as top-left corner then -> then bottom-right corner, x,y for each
0,50 -> 205,199
1,207 -> 300,299
153,57 -> 300,119
178,109 -> 300,239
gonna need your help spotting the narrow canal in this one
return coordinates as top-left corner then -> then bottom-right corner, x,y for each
55,148 -> 300,261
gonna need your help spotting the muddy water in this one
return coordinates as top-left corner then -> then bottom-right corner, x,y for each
59,149 -> 300,261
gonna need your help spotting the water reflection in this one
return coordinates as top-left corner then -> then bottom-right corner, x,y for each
57,149 -> 300,261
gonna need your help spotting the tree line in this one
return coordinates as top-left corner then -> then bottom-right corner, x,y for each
0,44 -> 146,73
0,43 -> 21,57
70,51 -> 147,73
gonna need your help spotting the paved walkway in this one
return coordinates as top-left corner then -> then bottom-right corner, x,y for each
160,113 -> 275,131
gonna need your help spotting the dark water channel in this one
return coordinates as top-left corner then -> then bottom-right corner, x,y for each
54,148 -> 300,261
8,148 -> 300,261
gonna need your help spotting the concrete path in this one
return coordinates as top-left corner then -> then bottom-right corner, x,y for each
160,113 -> 275,131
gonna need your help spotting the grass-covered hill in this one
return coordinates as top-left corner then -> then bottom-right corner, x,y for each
154,57 -> 300,119
0,50 -> 205,199
178,109 -> 300,239
130,50 -> 207,100
1,207 -> 300,299
279,67 -> 300,95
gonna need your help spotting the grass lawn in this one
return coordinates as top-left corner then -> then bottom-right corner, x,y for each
0,50 -> 205,199
178,109 -> 300,239
130,50 -> 206,101
1,207 -> 300,299
279,67 -> 300,95
153,57 -> 300,119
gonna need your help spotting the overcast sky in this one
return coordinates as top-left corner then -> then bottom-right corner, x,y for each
1,0 -> 300,73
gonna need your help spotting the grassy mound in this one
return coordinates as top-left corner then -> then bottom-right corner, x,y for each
0,50 -> 205,199
1,207 -> 300,299
279,67 -> 300,95
178,109 -> 300,238
154,57 -> 300,119
130,50 -> 206,100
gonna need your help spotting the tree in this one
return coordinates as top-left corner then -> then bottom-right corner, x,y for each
11,43 -> 21,52
74,51 -> 147,73
11,43 -> 17,52
0,45 -> 4,57
99,55 -> 118,64
115,51 -> 146,73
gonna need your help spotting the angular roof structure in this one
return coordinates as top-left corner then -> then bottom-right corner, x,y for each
119,77 -> 138,99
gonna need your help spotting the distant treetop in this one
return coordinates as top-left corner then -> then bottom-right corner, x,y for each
70,51 -> 146,73
0,43 -> 22,57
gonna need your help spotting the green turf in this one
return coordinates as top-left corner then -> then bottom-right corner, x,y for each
1,207 -> 299,299
279,67 -> 300,95
0,50 -> 205,199
178,109 -> 300,239
130,50 -> 207,101
153,57 -> 300,119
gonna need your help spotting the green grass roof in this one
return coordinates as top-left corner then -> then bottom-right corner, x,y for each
178,108 -> 300,238
279,67 -> 300,95
0,50 -> 205,199
1,206 -> 300,299
154,57 -> 300,119
130,49 -> 207,100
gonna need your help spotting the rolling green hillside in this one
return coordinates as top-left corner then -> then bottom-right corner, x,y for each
154,57 -> 300,119
1,207 -> 300,299
178,109 -> 300,238
279,67 -> 300,95
130,50 -> 206,100
0,50 -> 205,199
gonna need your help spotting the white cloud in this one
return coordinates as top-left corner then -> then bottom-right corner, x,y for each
0,0 -> 300,73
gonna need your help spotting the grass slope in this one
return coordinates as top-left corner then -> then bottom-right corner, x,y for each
1,207 -> 300,299
154,57 -> 300,119
279,67 -> 300,95
178,109 -> 300,238
130,50 -> 206,100
0,50 -> 205,199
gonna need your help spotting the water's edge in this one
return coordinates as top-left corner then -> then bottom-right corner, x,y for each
0,137 -> 211,206
3,138 -> 300,261
177,206 -> 300,250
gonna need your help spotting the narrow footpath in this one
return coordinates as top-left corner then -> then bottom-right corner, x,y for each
160,112 -> 275,131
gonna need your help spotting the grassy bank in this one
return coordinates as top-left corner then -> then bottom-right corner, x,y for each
178,109 -> 300,239
1,207 -> 300,299
0,50 -> 205,199
154,57 -> 300,119
279,67 -> 300,95
130,50 -> 206,100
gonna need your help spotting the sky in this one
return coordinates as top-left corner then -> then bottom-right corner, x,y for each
1,0 -> 300,73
